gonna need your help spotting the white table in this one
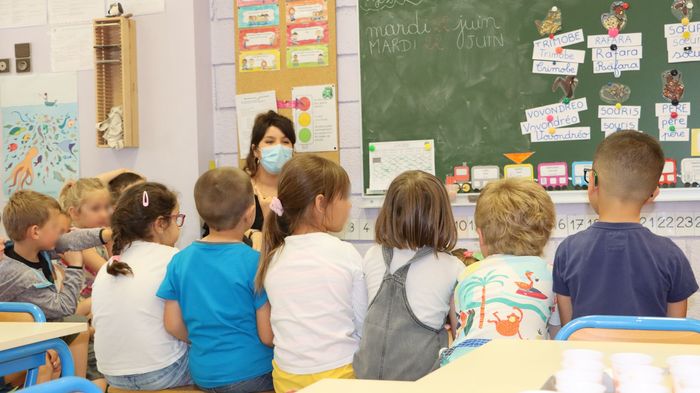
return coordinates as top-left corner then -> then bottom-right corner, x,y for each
0,322 -> 87,386
0,322 -> 86,351
302,340 -> 700,392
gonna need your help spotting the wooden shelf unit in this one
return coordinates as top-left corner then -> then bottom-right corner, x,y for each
94,16 -> 139,148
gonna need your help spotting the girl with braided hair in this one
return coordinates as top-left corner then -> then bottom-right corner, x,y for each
91,182 -> 192,390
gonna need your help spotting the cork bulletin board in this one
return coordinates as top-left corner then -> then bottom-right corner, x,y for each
234,0 -> 340,165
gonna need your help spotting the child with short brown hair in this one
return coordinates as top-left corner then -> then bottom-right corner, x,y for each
107,171 -> 145,204
441,178 -> 557,366
0,190 -> 111,378
554,131 -> 698,324
354,170 -> 463,381
158,167 -> 274,392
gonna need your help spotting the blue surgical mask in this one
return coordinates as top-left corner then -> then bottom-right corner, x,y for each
260,144 -> 293,174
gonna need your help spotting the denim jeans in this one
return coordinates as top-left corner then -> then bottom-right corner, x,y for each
105,352 -> 192,390
200,372 -> 273,393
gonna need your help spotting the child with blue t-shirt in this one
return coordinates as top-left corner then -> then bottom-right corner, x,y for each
157,168 -> 273,392
554,131 -> 699,325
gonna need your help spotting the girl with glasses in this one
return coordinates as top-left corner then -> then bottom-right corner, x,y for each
91,182 -> 192,390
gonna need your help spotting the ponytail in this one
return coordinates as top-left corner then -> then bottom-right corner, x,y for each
255,210 -> 290,291
106,257 -> 133,277
107,232 -> 133,276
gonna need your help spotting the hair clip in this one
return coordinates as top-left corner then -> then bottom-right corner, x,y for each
142,190 -> 149,207
270,197 -> 284,217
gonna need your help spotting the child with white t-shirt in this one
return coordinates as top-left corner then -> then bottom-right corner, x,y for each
255,155 -> 367,393
353,170 -> 464,381
92,182 -> 191,390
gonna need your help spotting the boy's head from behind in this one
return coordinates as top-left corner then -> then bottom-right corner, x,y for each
109,172 -> 145,204
590,130 -> 664,212
194,167 -> 255,232
475,178 -> 555,257
375,170 -> 457,252
2,190 -> 63,250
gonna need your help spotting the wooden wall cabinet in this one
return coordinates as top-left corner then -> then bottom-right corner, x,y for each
94,16 -> 138,148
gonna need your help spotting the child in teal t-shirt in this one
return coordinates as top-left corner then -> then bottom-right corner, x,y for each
157,168 -> 274,391
157,242 -> 273,388
440,179 -> 559,367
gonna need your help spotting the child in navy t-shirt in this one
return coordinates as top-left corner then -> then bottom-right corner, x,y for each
554,131 -> 698,325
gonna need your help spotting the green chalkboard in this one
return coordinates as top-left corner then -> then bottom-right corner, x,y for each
359,0 -> 700,194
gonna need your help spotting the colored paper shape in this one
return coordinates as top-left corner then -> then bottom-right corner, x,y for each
504,152 -> 535,164
286,0 -> 328,24
692,129 -> 700,156
287,45 -> 329,68
239,27 -> 280,50
287,22 -> 329,46
239,50 -> 280,72
237,0 -> 278,6
238,4 -> 279,29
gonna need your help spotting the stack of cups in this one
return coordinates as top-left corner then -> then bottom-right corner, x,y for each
556,349 -> 606,393
668,355 -> 700,393
611,353 -> 668,393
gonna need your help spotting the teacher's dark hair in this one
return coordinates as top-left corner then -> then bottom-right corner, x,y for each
245,111 -> 296,176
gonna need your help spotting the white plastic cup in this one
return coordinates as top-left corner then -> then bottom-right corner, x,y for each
617,370 -> 664,385
668,355 -> 700,368
617,384 -> 669,393
556,369 -> 604,385
562,349 -> 604,363
516,391 -> 556,393
615,364 -> 664,376
674,370 -> 700,390
671,363 -> 700,378
561,359 -> 605,373
611,352 -> 654,369
555,382 -> 606,393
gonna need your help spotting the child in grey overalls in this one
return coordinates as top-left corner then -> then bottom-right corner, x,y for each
353,170 -> 462,381
354,247 -> 448,380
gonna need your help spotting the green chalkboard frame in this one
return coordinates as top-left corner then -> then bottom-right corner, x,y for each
358,0 -> 700,202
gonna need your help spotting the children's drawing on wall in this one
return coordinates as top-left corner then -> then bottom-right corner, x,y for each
1,72 -> 79,198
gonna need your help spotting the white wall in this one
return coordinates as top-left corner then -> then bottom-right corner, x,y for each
209,0 -> 700,317
0,0 -> 214,245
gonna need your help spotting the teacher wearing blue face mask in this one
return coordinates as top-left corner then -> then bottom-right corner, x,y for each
243,111 -> 296,249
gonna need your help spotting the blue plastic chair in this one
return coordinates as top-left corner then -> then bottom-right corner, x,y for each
0,302 -> 48,386
19,377 -> 100,393
556,315 -> 700,343
0,302 -> 47,322
0,303 -> 76,388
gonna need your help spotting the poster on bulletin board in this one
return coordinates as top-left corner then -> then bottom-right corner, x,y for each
233,0 -> 339,166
